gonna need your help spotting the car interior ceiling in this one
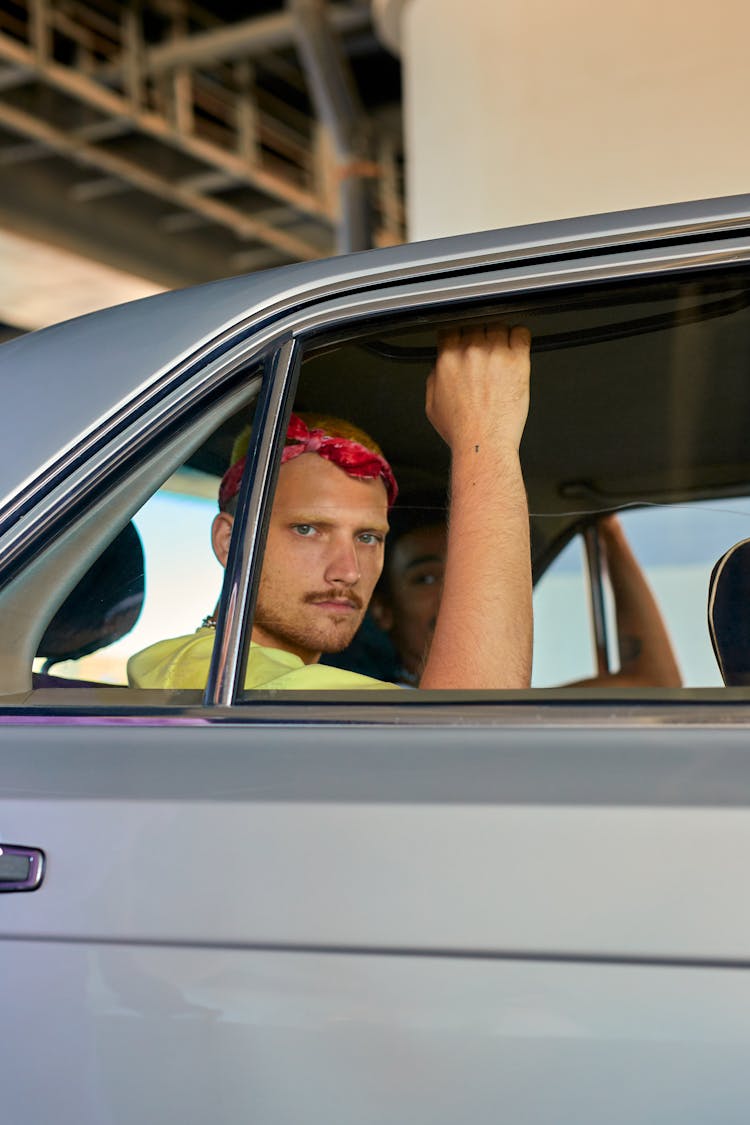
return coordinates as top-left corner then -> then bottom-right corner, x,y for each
290,268 -> 750,579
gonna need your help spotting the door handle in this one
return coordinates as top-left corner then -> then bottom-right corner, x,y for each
0,845 -> 45,892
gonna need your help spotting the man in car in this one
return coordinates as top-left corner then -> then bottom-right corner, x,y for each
128,325 -> 533,691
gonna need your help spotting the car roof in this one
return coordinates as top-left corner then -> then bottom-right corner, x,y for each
2,193 -> 750,515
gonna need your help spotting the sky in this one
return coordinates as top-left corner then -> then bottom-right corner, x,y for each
533,498 -> 750,688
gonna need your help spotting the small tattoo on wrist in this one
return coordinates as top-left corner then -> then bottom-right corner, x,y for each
620,636 -> 642,663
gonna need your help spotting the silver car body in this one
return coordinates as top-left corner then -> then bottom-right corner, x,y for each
3,196 -> 750,1122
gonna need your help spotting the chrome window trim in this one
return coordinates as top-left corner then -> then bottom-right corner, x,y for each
6,230 -> 736,585
283,239 -> 750,341
584,525 -> 612,678
4,693 -> 750,727
3,234 -> 750,701
7,233 -> 750,574
216,236 -> 750,704
0,350 -> 265,587
205,340 -> 300,706
4,209 -> 750,537
0,322 -> 266,539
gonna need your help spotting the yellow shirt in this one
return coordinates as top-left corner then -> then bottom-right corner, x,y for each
128,628 -> 392,690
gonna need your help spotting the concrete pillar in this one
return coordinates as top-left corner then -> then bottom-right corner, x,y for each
374,0 -> 750,241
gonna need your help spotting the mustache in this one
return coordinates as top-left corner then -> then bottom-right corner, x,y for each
304,589 -> 364,610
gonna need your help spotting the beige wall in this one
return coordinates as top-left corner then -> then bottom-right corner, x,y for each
376,0 -> 750,240
0,231 -> 163,332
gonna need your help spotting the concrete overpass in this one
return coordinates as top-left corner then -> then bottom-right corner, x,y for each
0,0 -> 404,330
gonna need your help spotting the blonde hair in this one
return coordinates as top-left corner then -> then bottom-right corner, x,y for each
229,412 -> 384,466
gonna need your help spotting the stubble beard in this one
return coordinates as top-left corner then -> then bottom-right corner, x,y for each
254,587 -> 366,658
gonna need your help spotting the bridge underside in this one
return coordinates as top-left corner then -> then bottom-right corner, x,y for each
0,0 -> 403,329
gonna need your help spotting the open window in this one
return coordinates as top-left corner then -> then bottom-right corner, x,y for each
7,252 -> 750,708
229,261 -> 750,699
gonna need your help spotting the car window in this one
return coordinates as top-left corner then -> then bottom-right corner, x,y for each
532,498 -> 750,690
616,499 -> 750,687
11,257 -> 750,706
532,535 -> 597,687
32,476 -> 224,687
235,263 -> 750,699
3,357 -> 265,703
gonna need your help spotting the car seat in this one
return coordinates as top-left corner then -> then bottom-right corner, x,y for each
707,537 -> 750,686
34,521 -> 145,685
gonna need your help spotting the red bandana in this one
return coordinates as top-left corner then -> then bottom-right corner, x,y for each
219,413 -> 398,510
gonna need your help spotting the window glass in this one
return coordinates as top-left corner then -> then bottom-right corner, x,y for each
617,499 -> 750,687
21,367 -> 263,700
237,264 -> 750,698
19,260 -> 750,704
532,535 -> 595,687
35,479 -> 224,685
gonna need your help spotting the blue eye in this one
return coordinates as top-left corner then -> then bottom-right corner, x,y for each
293,524 -> 316,537
358,532 -> 383,545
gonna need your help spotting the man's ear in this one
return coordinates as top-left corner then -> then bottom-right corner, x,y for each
369,590 -> 394,633
211,512 -> 234,568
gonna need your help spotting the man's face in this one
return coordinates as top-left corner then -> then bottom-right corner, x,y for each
251,454 -> 388,663
375,523 -> 446,680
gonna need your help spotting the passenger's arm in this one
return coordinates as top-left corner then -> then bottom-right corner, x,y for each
419,325 -> 532,689
570,514 -> 682,688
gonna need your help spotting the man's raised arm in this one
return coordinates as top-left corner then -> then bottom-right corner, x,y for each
419,325 -> 532,690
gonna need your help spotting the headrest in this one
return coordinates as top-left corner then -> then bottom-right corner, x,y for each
36,522 -> 145,666
707,537 -> 750,686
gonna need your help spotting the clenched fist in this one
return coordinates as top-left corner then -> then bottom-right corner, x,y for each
426,324 -> 531,455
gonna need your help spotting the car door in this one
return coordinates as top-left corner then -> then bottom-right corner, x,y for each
5,201 -> 750,1124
